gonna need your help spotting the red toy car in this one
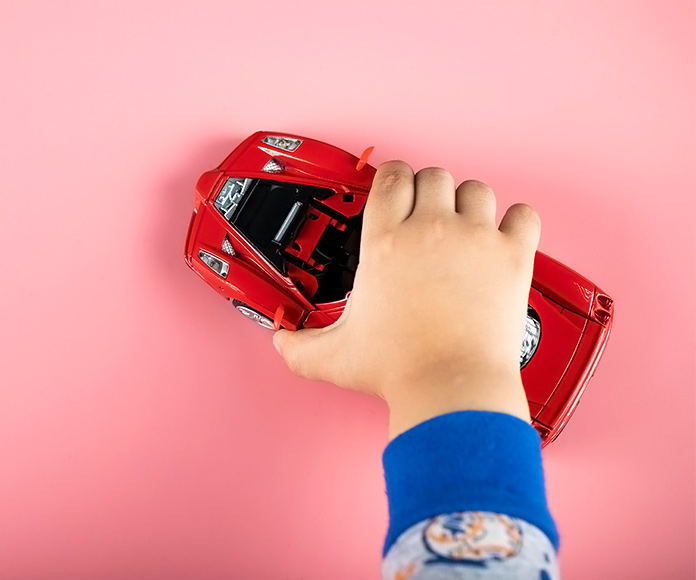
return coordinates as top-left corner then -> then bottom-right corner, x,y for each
184,131 -> 614,445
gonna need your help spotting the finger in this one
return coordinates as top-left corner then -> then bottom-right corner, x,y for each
361,160 -> 414,242
411,167 -> 456,216
272,325 -> 342,383
455,180 -> 497,225
498,203 -> 542,249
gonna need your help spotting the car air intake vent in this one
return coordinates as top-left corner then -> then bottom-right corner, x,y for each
221,235 -> 236,256
262,158 -> 285,173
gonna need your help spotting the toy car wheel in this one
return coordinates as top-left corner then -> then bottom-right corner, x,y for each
232,300 -> 275,330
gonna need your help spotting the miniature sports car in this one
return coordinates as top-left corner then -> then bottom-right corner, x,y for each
184,131 -> 614,445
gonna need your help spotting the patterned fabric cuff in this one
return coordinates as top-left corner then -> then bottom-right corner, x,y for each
382,411 -> 559,556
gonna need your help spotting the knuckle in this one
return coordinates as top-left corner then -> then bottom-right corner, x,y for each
459,179 -> 493,193
376,171 -> 406,191
407,212 -> 450,242
365,231 -> 397,262
417,166 -> 453,182
511,202 -> 540,224
376,160 -> 412,187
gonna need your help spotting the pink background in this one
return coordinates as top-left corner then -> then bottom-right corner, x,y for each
1,1 -> 694,578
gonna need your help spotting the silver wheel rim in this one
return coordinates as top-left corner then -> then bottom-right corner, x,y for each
236,305 -> 275,330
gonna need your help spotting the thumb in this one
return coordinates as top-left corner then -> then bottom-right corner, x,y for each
272,325 -> 340,382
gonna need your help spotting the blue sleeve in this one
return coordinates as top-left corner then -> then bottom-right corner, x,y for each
382,410 -> 559,557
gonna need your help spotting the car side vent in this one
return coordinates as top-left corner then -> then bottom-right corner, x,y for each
221,235 -> 236,256
262,158 -> 285,173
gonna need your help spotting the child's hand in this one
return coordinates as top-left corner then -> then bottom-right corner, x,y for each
273,160 -> 541,439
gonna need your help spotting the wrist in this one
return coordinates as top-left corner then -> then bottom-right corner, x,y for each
383,369 -> 531,440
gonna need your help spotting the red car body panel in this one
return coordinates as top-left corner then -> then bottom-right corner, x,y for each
184,131 -> 614,446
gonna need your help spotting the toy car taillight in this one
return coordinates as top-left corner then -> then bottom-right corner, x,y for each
198,250 -> 229,279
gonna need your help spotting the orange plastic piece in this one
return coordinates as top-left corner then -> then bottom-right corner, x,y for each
356,146 -> 374,171
273,304 -> 285,331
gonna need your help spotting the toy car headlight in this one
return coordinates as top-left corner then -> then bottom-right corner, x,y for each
262,136 -> 302,152
520,307 -> 541,368
198,250 -> 229,279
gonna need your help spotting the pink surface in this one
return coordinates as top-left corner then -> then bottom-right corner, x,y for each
1,1 -> 694,578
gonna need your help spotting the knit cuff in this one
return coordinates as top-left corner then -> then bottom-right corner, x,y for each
382,410 -> 559,556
